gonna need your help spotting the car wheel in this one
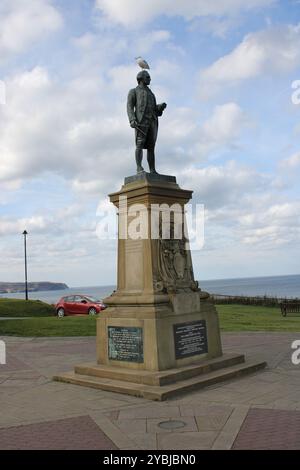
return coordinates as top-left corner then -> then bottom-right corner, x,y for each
88,307 -> 97,316
57,307 -> 65,318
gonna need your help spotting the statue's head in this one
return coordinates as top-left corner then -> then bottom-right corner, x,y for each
137,70 -> 151,85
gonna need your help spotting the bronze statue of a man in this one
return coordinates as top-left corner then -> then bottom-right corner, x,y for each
127,70 -> 167,174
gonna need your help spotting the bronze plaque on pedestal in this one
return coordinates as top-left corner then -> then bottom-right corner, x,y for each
108,326 -> 144,363
173,320 -> 208,359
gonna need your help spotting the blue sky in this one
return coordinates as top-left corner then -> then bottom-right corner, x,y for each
0,0 -> 300,287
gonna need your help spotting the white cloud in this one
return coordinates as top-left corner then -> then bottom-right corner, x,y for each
136,30 -> 171,54
72,33 -> 96,49
95,0 -> 275,27
0,201 -> 91,237
181,165 -> 300,252
199,23 -> 300,98
202,103 -> 247,142
280,152 -> 300,169
4,25 -> 250,203
0,215 -> 48,236
0,180 -> 22,205
0,66 -> 131,192
238,201 -> 300,246
0,3 -> 298,285
108,64 -> 139,94
1,67 -> 247,196
0,0 -> 63,61
0,199 -> 118,285
185,103 -> 248,160
161,107 -> 198,141
174,159 -> 300,252
180,160 -> 269,208
189,16 -> 240,39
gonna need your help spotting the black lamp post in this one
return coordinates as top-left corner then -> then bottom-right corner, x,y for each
22,230 -> 28,301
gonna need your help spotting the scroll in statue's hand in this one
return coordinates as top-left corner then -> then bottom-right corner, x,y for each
157,103 -> 167,114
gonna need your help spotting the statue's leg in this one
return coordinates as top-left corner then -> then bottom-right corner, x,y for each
135,128 -> 144,173
135,147 -> 144,173
147,120 -> 158,174
147,148 -> 157,174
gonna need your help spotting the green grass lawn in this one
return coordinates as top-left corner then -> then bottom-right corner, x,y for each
0,304 -> 300,337
0,315 -> 97,336
0,298 -> 55,317
217,304 -> 300,332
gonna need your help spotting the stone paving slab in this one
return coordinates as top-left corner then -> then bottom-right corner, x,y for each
128,432 -> 157,450
233,408 -> 300,450
22,342 -> 96,355
157,430 -> 219,450
0,415 -> 117,450
212,405 -> 249,450
0,332 -> 299,450
0,356 -> 32,372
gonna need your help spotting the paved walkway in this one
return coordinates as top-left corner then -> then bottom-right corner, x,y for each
0,332 -> 300,450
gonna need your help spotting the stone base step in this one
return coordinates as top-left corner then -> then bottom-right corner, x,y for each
74,353 -> 245,386
53,359 -> 267,401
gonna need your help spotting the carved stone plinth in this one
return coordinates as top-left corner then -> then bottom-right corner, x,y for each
54,172 -> 266,399
97,173 -> 222,370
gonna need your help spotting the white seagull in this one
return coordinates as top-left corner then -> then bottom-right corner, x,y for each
135,57 -> 150,70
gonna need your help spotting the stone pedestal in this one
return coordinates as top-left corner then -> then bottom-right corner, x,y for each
98,173 -> 222,370
54,173 -> 266,400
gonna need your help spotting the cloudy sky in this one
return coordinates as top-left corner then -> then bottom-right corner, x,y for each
0,0 -> 300,287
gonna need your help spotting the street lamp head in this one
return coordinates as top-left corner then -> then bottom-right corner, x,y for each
23,230 -> 28,235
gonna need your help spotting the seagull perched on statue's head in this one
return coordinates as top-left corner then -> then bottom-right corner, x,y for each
135,57 -> 150,70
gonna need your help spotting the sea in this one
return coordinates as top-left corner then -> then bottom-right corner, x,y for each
1,274 -> 299,304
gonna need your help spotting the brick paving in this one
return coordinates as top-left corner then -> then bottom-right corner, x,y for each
233,408 -> 300,449
0,332 -> 299,450
0,356 -> 32,372
0,415 -> 117,450
23,341 -> 96,355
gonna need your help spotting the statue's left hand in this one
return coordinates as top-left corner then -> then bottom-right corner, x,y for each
157,103 -> 167,114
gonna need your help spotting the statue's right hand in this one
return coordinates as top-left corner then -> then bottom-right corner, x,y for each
130,121 -> 137,128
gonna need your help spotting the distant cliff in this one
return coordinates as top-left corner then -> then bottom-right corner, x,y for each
0,282 -> 68,293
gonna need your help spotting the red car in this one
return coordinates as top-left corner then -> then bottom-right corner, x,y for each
55,295 -> 106,317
